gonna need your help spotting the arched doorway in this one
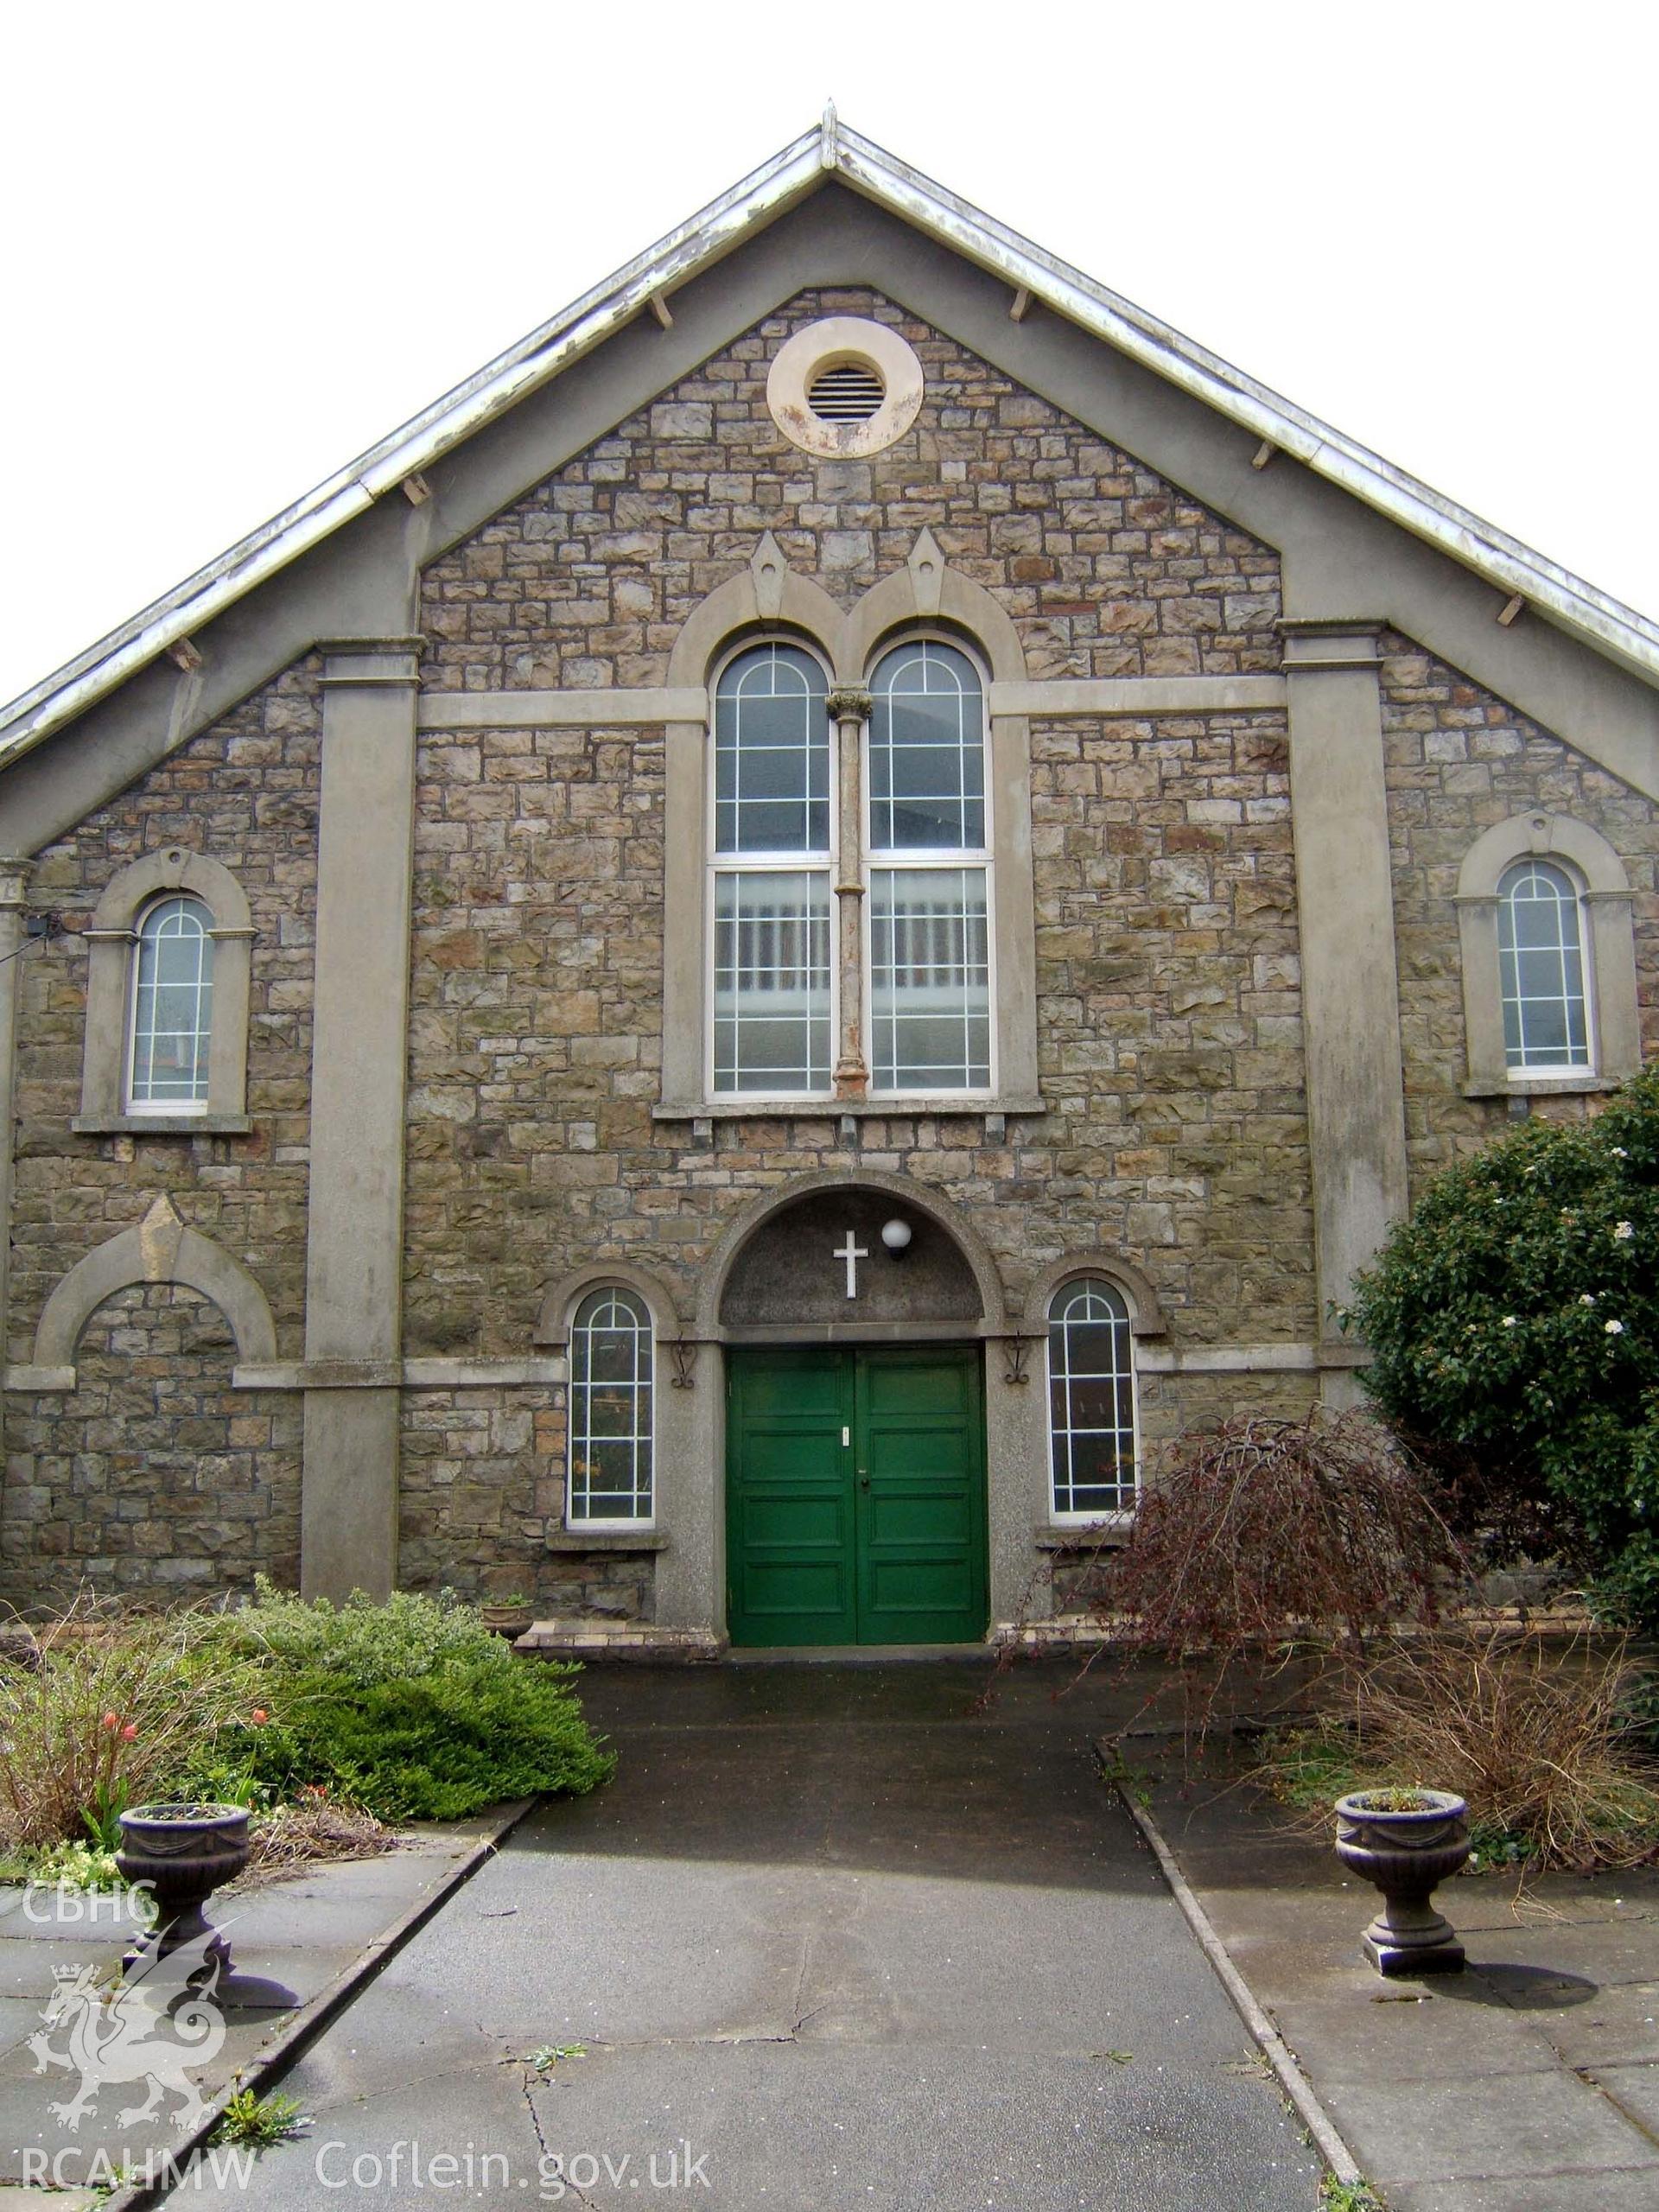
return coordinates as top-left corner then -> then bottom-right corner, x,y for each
718,1185 -> 989,1647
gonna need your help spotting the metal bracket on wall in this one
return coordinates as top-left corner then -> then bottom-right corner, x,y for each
1001,1338 -> 1033,1386
668,1340 -> 698,1389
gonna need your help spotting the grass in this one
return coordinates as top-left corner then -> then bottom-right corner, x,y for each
211,2086 -> 310,2149
1261,1628 -> 1659,1872
1320,2178 -> 1388,2212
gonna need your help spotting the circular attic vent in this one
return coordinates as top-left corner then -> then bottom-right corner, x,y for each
766,317 -> 924,456
807,359 -> 886,423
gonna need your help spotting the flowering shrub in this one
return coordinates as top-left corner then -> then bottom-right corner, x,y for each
1349,1068 -> 1659,1626
0,1599 -> 255,1850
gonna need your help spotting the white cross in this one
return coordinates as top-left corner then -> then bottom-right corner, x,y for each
835,1230 -> 869,1300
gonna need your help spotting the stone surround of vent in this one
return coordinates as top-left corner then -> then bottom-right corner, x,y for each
807,359 -> 886,423
766,315 -> 925,457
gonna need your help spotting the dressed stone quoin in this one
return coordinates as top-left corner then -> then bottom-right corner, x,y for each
0,115 -> 1653,1650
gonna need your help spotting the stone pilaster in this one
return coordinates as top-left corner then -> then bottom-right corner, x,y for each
1281,620 -> 1409,1402
827,687 -> 872,1096
0,861 -> 31,1370
300,638 -> 423,1599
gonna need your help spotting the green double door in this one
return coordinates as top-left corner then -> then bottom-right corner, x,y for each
726,1346 -> 988,1647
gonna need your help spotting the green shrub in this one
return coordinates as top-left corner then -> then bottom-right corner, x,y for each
198,1659 -> 613,1821
1348,1069 -> 1659,1624
189,1582 -> 614,1821
200,1578 -> 514,1687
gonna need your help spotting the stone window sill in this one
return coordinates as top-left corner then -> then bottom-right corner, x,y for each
1462,1076 -> 1620,1101
73,1114 -> 255,1136
547,1530 -> 668,1554
653,1095 -> 1045,1123
1035,1522 -> 1133,1551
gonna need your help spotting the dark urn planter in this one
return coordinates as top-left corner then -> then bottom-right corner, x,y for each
116,1801 -> 251,1977
1334,1788 -> 1471,1976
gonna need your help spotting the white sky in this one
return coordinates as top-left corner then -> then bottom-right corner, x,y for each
3,3 -> 1655,714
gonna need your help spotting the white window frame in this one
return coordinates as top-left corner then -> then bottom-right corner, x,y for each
1045,1274 -> 1141,1528
75,847 -> 255,1136
862,633 -> 997,1099
125,893 -> 215,1116
566,1284 -> 657,1531
704,637 -> 839,1104
1495,856 -> 1595,1078
1455,810 -> 1641,1099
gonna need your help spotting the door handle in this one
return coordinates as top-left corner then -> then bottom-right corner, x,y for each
858,1470 -> 870,1490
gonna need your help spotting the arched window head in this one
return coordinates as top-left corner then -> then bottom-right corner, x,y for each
1497,859 -> 1591,1073
1047,1277 -> 1137,1521
868,639 -> 991,1094
1455,812 -> 1637,1099
714,643 -> 830,857
77,849 -> 253,1135
710,641 -> 834,1096
568,1287 -> 654,1526
128,896 -> 214,1110
869,639 -> 985,852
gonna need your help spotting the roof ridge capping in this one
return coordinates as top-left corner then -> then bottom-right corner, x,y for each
3,112 -> 1656,767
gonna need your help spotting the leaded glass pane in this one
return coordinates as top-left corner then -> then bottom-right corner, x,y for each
714,644 -> 830,855
868,640 -> 985,851
129,896 -> 213,1107
868,867 -> 990,1091
713,869 -> 832,1093
569,1287 -> 652,1523
1048,1279 -> 1136,1517
1497,860 -> 1590,1070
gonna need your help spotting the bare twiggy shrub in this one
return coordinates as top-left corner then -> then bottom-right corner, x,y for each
1098,1410 -> 1467,1669
242,1796 -> 398,1880
0,1594 -> 256,1849
1347,1627 -> 1659,1870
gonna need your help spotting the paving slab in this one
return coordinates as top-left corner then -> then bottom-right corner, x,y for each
1129,1751 -> 1659,2206
0,1820 -> 501,2195
152,1662 -> 1322,2209
1382,2171 -> 1659,2212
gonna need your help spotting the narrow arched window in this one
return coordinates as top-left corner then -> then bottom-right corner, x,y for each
1048,1277 -> 1136,1520
710,642 -> 833,1095
128,896 -> 214,1109
1497,859 -> 1591,1071
868,639 -> 991,1092
568,1287 -> 654,1525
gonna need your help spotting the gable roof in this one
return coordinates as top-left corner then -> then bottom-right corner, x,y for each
4,109 -> 1657,772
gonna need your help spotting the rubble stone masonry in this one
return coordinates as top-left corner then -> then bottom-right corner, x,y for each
3,290 -> 1648,1612
1382,632 -> 1659,1191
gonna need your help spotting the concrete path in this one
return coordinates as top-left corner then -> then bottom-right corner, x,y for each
0,1817 -> 504,2204
161,1662 -> 1320,2209
1145,1759 -> 1659,2210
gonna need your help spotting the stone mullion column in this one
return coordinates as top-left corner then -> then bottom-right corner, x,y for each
0,861 -> 30,1370
300,637 -> 423,1600
1281,619 -> 1409,1404
828,688 -> 872,1097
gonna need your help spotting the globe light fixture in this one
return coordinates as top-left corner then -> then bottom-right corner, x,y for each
880,1218 -> 912,1256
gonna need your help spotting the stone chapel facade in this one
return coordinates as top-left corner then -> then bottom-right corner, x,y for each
1,120 -> 1654,1649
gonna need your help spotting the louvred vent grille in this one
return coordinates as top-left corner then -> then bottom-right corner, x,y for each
807,360 -> 886,422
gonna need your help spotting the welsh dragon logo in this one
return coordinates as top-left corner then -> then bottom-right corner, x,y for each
28,1936 -> 226,2134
